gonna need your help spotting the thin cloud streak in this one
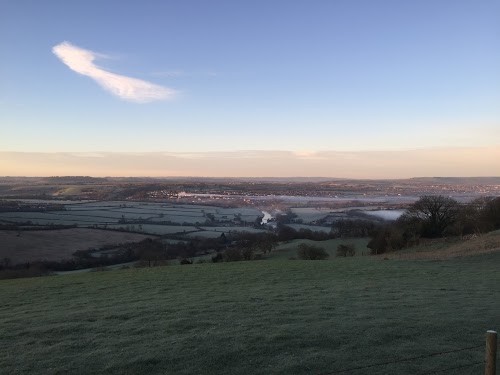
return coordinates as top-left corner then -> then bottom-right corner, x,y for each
52,41 -> 176,102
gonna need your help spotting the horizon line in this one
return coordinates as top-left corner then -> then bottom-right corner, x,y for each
1,175 -> 499,180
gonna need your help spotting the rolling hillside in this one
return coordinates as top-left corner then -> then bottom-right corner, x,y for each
1,253 -> 499,374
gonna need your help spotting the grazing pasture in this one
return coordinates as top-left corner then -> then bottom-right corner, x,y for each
0,201 -> 264,230
185,226 -> 268,238
185,231 -> 229,238
0,212 -> 115,225
148,214 -> 206,225
291,207 -> 331,223
0,229 -> 156,264
0,254 -> 498,374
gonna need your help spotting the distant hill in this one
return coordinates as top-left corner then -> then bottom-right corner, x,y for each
408,177 -> 500,185
0,176 -> 499,184
0,176 -> 109,184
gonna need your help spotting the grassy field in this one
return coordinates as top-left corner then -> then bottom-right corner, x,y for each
290,207 -> 331,223
1,253 -> 498,375
0,229 -> 156,263
184,226 -> 268,239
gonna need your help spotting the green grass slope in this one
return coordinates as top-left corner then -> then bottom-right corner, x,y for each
1,255 -> 499,374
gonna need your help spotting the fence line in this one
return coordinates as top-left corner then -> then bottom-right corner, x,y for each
486,331 -> 498,375
318,344 -> 486,375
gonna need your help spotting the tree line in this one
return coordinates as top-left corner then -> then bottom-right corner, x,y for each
367,195 -> 500,254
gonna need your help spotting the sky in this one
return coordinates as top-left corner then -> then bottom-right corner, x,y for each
0,0 -> 499,178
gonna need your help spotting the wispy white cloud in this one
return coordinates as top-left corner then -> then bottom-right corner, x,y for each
52,41 -> 176,103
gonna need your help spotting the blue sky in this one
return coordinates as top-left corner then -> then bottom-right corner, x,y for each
0,0 -> 499,176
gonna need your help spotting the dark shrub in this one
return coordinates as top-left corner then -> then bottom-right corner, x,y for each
241,247 -> 254,260
211,253 -> 223,263
297,244 -> 329,260
223,248 -> 243,262
336,243 -> 356,257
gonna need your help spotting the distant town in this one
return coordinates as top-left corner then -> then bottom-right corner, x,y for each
1,176 -> 498,205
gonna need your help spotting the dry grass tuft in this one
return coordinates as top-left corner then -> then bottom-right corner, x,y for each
383,230 -> 500,260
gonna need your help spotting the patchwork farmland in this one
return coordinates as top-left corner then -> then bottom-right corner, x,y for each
0,201 -> 274,266
0,201 -> 266,238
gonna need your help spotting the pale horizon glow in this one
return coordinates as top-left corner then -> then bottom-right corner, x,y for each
1,147 -> 499,179
52,42 -> 176,102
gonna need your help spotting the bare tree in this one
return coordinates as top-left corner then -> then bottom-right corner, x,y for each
400,195 -> 459,238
